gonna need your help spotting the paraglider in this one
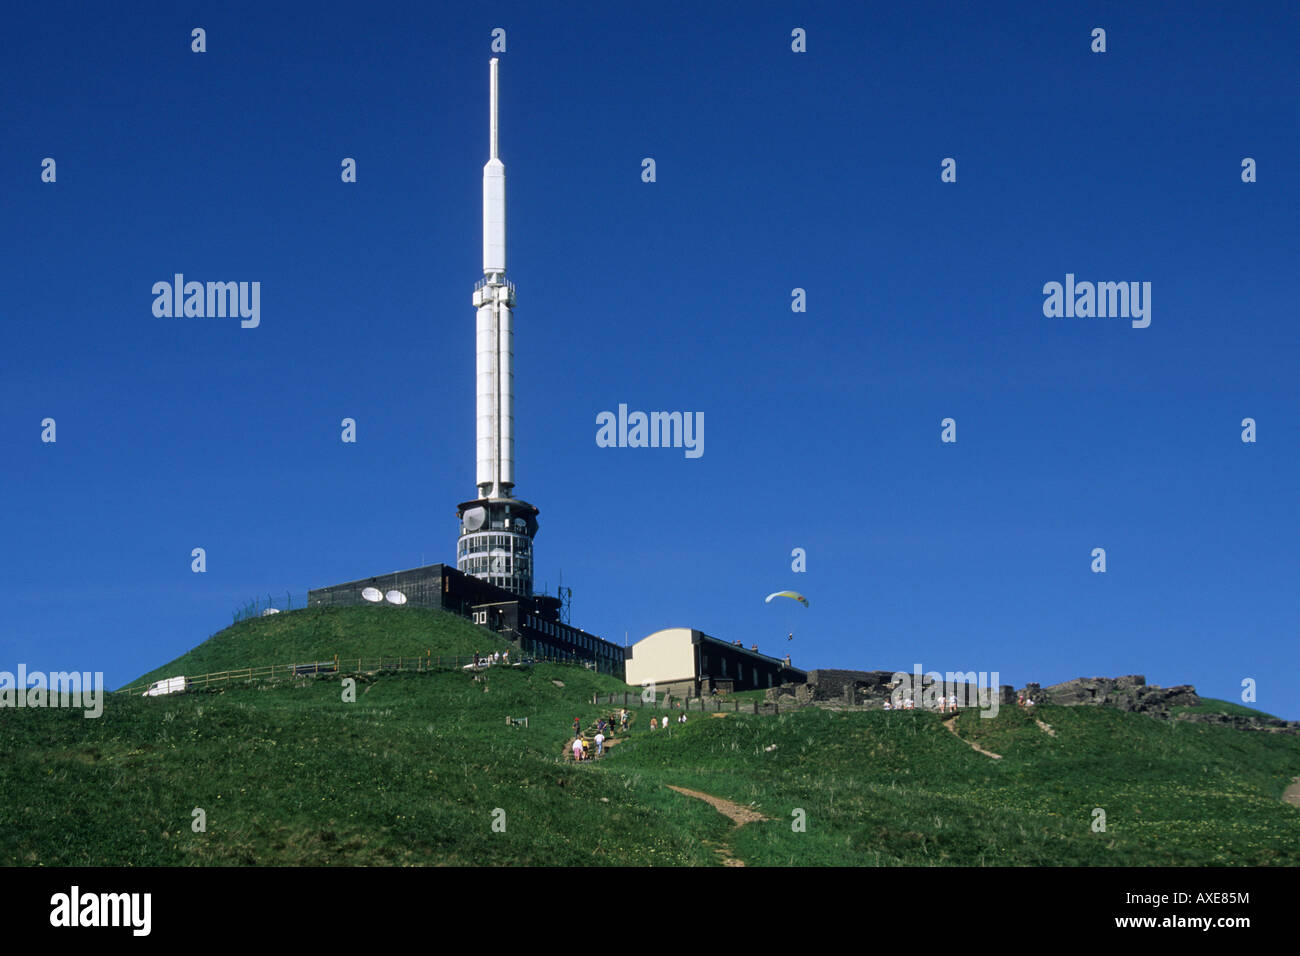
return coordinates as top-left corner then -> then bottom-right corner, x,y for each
764,590 -> 808,607
765,591 -> 808,645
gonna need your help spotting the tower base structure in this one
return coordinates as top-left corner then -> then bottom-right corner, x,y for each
307,562 -> 624,678
456,496 -> 538,596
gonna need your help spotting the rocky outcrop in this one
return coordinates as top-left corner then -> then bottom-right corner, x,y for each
764,669 -> 1292,735
1022,675 -> 1198,717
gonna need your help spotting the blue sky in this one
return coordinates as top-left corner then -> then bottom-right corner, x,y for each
2,1 -> 1297,718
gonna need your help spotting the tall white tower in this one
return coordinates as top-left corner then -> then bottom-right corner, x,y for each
457,58 -> 539,596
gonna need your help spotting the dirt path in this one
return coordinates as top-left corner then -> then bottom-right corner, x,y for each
1035,718 -> 1057,737
667,785 -> 770,825
943,717 -> 1002,759
666,785 -> 770,867
1283,776 -> 1300,808
562,735 -> 626,762
700,839 -> 746,867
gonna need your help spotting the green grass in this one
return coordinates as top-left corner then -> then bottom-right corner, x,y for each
722,689 -> 770,702
606,703 -> 1300,866
1173,697 -> 1280,720
1,666 -> 714,866
127,605 -> 516,690
3,607 -> 1297,866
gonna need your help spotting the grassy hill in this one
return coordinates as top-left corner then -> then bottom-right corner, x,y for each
3,606 -> 1297,866
127,605 -> 515,690
1174,697 -> 1280,719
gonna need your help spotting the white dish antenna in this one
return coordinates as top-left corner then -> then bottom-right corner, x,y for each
463,506 -> 487,531
361,587 -> 383,603
385,590 -> 407,605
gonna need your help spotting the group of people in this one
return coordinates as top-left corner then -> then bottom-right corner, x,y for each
647,713 -> 687,731
571,707 -> 692,760
572,733 -> 603,761
570,710 -> 634,762
883,693 -> 961,712
1017,694 -> 1036,707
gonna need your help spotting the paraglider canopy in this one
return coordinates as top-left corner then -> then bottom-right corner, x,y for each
764,590 -> 808,607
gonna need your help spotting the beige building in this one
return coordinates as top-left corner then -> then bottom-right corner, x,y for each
625,627 -> 806,698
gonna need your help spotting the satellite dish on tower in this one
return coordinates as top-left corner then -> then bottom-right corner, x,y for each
385,590 -> 407,605
361,587 -> 383,603
463,507 -> 487,531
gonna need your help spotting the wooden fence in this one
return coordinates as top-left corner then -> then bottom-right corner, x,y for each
117,649 -> 602,697
591,690 -> 780,716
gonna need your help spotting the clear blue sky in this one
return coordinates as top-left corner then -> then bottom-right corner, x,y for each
3,1 -> 1296,718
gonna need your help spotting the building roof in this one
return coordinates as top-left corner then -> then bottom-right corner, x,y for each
632,627 -> 805,674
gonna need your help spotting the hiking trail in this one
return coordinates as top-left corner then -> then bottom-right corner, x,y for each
943,716 -> 1002,759
666,785 -> 770,867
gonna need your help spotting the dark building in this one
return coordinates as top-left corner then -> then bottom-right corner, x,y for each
624,627 -> 807,698
307,563 -> 625,678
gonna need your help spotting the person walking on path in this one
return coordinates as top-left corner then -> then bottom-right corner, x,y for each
595,731 -> 605,756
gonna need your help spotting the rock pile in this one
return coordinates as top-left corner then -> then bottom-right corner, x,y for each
1019,675 -> 1198,717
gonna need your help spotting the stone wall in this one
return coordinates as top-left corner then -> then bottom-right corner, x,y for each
765,668 -> 1012,709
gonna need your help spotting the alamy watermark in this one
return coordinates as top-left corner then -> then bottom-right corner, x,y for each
50,886 -> 150,936
1042,274 -> 1151,328
596,404 -> 703,458
890,664 -> 1002,719
0,665 -> 104,718
152,275 -> 260,328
